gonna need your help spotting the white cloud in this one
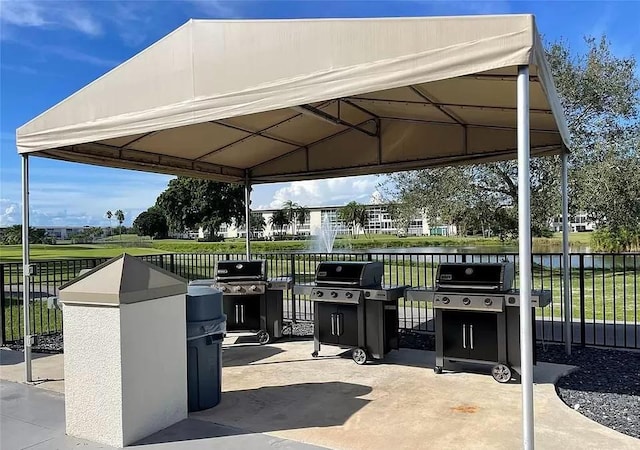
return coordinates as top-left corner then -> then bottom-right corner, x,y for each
261,175 -> 380,209
0,1 -> 102,36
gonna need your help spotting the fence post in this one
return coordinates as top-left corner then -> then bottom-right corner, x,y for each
169,254 -> 175,274
579,254 -> 586,347
367,254 -> 373,262
290,254 -> 297,323
0,264 -> 5,346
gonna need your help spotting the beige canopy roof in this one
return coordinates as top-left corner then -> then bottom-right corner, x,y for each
16,14 -> 569,184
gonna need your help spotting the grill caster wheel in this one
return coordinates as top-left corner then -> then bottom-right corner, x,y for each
434,366 -> 443,374
256,330 -> 271,345
352,347 -> 368,365
492,364 -> 512,383
311,351 -> 319,358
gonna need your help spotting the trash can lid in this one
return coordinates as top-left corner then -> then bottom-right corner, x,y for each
187,285 -> 222,296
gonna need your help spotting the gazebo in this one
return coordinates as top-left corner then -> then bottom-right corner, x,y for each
16,15 -> 571,449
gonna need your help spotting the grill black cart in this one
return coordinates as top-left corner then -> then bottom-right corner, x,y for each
294,261 -> 406,365
191,260 -> 290,344
406,262 -> 551,383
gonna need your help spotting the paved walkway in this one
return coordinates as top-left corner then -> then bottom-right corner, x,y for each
0,379 -> 324,450
2,341 -> 639,450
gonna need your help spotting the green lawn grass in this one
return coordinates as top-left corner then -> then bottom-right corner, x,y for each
0,244 -> 166,262
3,299 -> 63,342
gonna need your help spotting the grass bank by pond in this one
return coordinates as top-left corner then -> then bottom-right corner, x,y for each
0,232 -> 594,263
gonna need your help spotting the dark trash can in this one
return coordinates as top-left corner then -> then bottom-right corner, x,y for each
186,285 -> 226,412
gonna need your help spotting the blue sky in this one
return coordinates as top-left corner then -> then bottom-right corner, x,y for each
1,0 -> 638,226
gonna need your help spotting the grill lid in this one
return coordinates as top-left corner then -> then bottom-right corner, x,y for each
315,261 -> 383,288
215,260 -> 266,281
436,262 -> 514,292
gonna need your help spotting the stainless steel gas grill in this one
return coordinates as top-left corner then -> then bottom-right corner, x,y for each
405,262 -> 551,383
191,260 -> 290,344
294,261 -> 407,364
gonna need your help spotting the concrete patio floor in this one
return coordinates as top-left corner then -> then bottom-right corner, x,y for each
2,337 -> 639,450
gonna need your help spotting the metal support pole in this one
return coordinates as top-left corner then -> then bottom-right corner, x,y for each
517,65 -> 534,450
561,149 -> 572,355
244,174 -> 251,259
21,154 -> 33,382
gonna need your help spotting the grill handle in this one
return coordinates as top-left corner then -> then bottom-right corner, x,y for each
337,313 -> 342,336
470,324 -> 474,349
331,313 -> 336,335
462,324 -> 466,349
235,304 -> 239,323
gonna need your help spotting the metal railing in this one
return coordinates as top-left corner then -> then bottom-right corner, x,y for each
1,252 -> 638,349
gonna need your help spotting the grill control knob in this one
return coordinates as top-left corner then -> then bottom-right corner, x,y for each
331,291 -> 338,298
233,285 -> 243,293
484,298 -> 493,306
508,297 -> 516,305
442,297 -> 450,304
365,291 -> 371,298
345,292 -> 353,299
462,297 -> 471,305
316,291 -> 324,297
250,285 -> 258,292
221,286 -> 229,293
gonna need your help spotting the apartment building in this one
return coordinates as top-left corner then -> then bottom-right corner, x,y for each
209,204 -> 454,239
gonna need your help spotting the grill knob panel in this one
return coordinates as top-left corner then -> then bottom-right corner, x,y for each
442,297 -> 450,304
462,297 -> 471,305
331,291 -> 338,298
484,298 -> 493,306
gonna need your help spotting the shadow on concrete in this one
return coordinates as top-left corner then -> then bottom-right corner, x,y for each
193,381 -> 372,434
132,418 -> 245,446
0,349 -> 49,366
221,344 -> 285,367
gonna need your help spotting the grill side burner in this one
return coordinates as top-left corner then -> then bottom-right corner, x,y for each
405,262 -> 551,383
203,260 -> 291,345
294,261 -> 406,364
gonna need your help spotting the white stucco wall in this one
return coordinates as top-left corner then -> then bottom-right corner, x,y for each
120,295 -> 188,446
63,304 -> 124,447
63,295 -> 188,448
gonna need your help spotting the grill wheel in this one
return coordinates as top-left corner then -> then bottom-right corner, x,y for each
491,364 -> 512,383
256,330 -> 271,345
352,347 -> 368,365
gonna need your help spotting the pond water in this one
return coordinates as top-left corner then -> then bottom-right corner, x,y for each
316,245 -> 638,270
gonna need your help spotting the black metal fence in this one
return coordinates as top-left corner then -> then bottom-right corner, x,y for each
1,252 -> 638,349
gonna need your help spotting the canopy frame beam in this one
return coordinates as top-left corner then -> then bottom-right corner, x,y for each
517,64 -> 534,450
244,172 -> 251,258
292,104 -> 378,137
561,147 -> 572,354
409,86 -> 467,125
21,154 -> 33,382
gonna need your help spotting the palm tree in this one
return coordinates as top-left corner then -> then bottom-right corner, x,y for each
251,213 -> 267,236
105,210 -> 113,236
114,210 -> 125,238
355,205 -> 369,237
281,200 -> 299,235
296,206 -> 310,234
338,201 -> 359,237
269,209 -> 289,237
